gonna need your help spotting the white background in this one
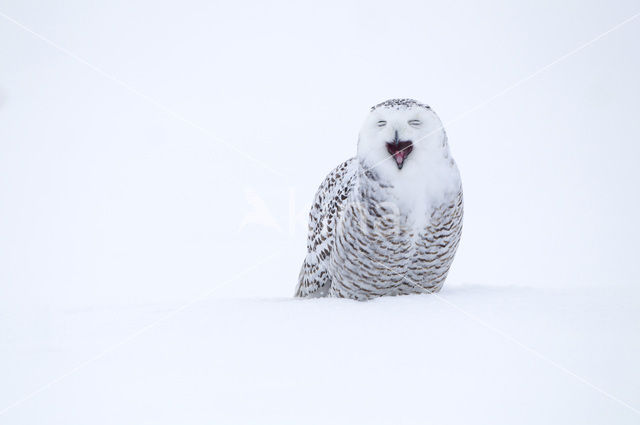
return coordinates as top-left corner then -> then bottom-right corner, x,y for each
1,1 -> 639,424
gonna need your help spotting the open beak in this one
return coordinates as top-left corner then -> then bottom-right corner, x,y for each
386,131 -> 413,170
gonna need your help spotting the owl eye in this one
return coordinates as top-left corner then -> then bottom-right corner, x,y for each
408,120 -> 422,127
377,120 -> 387,127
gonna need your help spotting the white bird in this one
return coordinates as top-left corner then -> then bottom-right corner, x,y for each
295,99 -> 463,300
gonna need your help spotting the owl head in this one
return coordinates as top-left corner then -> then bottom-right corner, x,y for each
357,99 -> 449,175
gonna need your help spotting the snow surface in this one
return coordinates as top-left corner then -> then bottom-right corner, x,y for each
2,285 -> 639,424
2,0 -> 640,423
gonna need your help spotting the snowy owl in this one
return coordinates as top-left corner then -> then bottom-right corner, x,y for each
295,99 -> 463,300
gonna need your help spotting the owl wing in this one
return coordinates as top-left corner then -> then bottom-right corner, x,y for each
295,159 -> 356,297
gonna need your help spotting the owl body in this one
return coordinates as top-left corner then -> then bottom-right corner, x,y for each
295,99 -> 463,300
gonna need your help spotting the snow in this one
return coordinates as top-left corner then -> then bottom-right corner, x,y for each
2,0 -> 640,423
2,285 -> 639,424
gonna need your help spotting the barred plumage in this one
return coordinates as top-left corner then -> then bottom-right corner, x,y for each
295,99 -> 463,300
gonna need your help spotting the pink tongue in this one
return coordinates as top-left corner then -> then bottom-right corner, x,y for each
394,152 -> 404,165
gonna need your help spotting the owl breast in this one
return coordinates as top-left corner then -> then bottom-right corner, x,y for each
328,171 -> 463,300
